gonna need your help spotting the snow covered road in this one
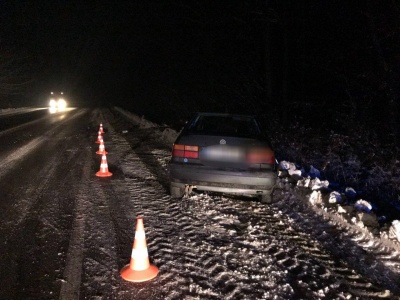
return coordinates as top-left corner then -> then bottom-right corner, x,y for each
0,108 -> 399,299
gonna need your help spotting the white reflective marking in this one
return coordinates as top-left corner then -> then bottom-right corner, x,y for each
135,231 -> 146,240
131,248 -> 148,259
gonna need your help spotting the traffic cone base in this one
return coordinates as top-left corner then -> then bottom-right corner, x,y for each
120,263 -> 159,282
96,170 -> 112,177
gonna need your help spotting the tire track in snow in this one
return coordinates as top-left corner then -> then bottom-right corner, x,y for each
274,185 -> 400,296
15,146 -> 92,299
0,152 -> 63,300
0,136 -> 44,178
0,153 -> 60,229
59,155 -> 91,300
154,193 -> 390,299
0,108 -> 87,181
188,195 -> 392,299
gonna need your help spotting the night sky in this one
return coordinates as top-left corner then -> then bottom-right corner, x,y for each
1,1 -> 399,134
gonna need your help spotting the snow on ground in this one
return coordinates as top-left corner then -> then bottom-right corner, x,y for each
102,107 -> 400,298
278,161 -> 400,245
2,106 -> 400,298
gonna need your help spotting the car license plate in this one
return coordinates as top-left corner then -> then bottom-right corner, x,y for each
202,146 -> 244,162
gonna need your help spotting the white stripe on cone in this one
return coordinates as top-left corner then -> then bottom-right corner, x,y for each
131,248 -> 149,259
135,231 -> 146,240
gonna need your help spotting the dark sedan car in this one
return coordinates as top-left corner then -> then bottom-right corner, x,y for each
169,113 -> 277,203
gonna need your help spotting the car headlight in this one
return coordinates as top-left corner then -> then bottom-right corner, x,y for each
58,99 -> 67,109
49,99 -> 57,107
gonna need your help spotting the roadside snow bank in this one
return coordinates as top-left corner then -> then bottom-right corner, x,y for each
114,106 -> 156,128
278,161 -> 400,246
389,220 -> 400,242
114,106 -> 178,145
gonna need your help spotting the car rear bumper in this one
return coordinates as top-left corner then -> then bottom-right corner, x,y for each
169,163 -> 277,196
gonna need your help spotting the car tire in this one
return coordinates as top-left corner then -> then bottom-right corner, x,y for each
170,185 -> 184,198
260,193 -> 272,204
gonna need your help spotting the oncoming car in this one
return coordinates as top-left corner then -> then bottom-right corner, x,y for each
169,113 -> 277,203
49,92 -> 67,112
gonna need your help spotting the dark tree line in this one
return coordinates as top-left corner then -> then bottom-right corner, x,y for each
275,1 -> 400,145
1,0 -> 399,146
106,0 -> 399,147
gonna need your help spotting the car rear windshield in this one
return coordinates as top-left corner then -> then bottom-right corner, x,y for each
186,115 -> 261,138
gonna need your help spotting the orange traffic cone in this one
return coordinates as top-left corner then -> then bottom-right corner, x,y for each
120,217 -> 159,282
96,154 -> 112,177
96,139 -> 108,155
95,130 -> 102,144
99,123 -> 105,134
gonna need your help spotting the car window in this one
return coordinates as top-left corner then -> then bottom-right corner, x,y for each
187,115 -> 260,137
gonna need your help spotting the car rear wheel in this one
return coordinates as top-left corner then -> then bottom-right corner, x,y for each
170,184 -> 184,198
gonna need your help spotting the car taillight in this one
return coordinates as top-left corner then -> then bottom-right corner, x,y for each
247,148 -> 275,164
172,144 -> 199,159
